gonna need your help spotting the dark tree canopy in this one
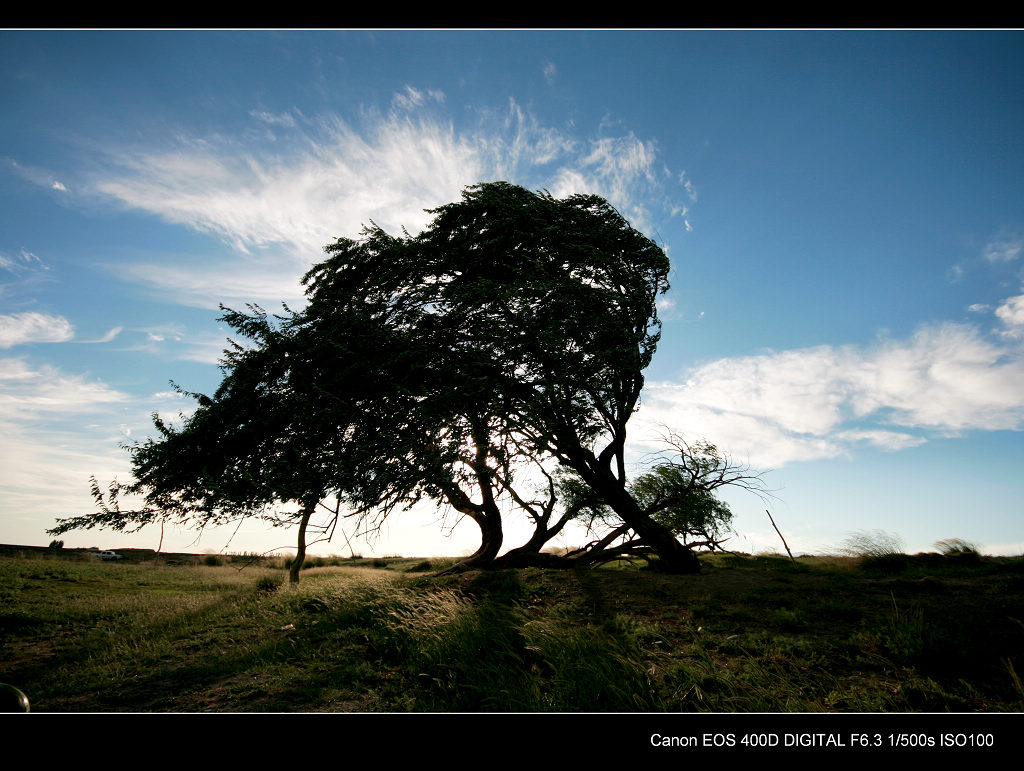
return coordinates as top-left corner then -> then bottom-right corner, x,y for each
50,182 -> 752,575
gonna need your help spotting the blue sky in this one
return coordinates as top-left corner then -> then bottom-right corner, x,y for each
2,30 -> 1023,559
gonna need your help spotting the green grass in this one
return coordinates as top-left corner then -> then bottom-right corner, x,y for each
1,550 -> 1023,712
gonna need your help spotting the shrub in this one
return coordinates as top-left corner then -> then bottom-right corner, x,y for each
203,554 -> 223,566
255,575 -> 281,593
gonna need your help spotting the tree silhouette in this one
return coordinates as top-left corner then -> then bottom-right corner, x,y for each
301,182 -> 701,570
51,182 -> 724,574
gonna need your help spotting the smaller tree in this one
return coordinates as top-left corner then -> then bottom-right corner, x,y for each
632,436 -> 764,551
47,303 -> 369,584
632,466 -> 735,551
557,434 -> 768,567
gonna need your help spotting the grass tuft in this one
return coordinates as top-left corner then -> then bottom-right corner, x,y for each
838,529 -> 906,560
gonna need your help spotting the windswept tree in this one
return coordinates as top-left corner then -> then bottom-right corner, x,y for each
302,182 -> 702,570
51,182 -> 723,574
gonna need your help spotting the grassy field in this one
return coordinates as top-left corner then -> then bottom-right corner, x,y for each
2,549 -> 1023,712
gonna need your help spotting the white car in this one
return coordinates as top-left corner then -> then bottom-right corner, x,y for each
98,550 -> 123,560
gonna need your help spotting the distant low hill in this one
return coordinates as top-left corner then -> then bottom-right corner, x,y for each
0,543 -> 203,563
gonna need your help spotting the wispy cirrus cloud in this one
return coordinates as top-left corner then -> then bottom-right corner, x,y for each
91,91 -> 689,309
1,250 -> 53,300
635,305 -> 1024,469
95,106 -> 484,307
391,85 -> 445,111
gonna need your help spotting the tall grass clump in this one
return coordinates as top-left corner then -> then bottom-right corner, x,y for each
383,590 -> 536,710
934,538 -> 982,565
934,538 -> 979,555
838,529 -> 907,573
878,592 -> 931,661
524,615 -> 659,711
380,583 -> 658,711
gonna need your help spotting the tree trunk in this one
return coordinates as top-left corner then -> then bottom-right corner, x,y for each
635,519 -> 702,573
449,506 -> 503,572
499,518 -> 552,561
288,502 -> 315,584
580,462 -> 701,574
437,419 -> 505,574
434,499 -> 504,575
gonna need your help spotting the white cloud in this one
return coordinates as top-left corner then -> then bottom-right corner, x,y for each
0,357 -> 129,419
480,99 -> 576,175
0,422 -> 132,530
98,323 -> 227,365
0,312 -> 74,347
98,111 -> 483,258
849,324 -> 1024,431
581,134 -> 657,189
995,290 -> 1024,334
138,322 -> 186,343
635,319 -> 1024,468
